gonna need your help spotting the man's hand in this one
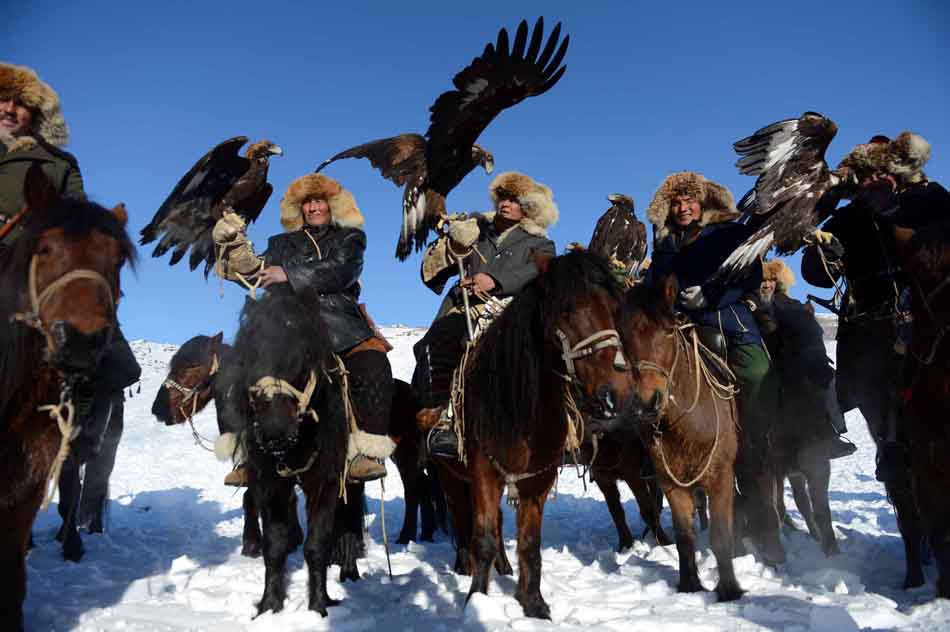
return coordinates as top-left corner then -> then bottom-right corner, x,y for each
461,273 -> 496,293
212,211 -> 247,245
679,285 -> 707,310
447,217 -> 480,250
259,266 -> 288,288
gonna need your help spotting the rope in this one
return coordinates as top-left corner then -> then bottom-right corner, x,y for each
38,392 -> 77,511
380,477 -> 392,579
329,354 -> 363,502
234,259 -> 266,300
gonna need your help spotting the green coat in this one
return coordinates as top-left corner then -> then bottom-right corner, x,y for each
0,138 -> 85,244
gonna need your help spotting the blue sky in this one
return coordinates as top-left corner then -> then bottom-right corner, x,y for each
8,1 -> 948,344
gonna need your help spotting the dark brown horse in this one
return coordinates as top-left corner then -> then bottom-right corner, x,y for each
618,274 -> 743,601
898,221 -> 950,598
0,170 -> 136,632
438,250 -> 635,619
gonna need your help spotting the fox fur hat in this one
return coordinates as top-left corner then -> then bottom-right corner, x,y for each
837,132 -> 931,189
762,259 -> 795,294
487,171 -> 559,236
0,63 -> 69,149
646,171 -> 739,240
280,174 -> 364,232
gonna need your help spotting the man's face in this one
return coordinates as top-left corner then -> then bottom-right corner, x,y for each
760,278 -> 776,302
0,98 -> 34,137
670,195 -> 701,226
496,196 -> 525,222
302,197 -> 331,227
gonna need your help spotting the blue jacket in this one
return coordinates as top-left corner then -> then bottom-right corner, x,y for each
649,221 -> 763,346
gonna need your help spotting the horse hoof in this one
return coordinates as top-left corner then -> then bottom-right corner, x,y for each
716,583 -> 745,602
904,573 -> 925,589
617,535 -> 634,552
241,541 -> 262,558
420,531 -> 436,542
656,530 -> 674,547
396,533 -> 413,545
63,540 -> 84,563
494,558 -> 513,576
256,597 -> 284,616
517,594 -> 551,620
822,540 -> 840,557
339,565 -> 361,583
677,579 -> 705,593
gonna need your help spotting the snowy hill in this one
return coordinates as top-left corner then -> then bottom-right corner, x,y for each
23,333 -> 950,631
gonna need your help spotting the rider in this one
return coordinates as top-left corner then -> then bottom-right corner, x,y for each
756,258 -> 856,458
645,171 -> 779,475
1,63 -> 140,526
801,132 -> 950,483
413,171 -> 558,458
213,173 -> 395,483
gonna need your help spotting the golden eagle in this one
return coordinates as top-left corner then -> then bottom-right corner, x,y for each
140,137 -> 282,275
714,112 -> 846,282
588,194 -> 648,277
315,17 -> 569,260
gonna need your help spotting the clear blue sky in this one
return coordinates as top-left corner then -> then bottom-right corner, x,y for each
8,1 -> 949,344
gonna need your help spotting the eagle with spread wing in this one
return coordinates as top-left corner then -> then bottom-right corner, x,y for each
588,194 -> 648,276
315,17 -> 569,260
140,137 -> 282,275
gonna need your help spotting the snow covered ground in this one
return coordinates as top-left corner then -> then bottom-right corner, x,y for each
23,329 -> 950,631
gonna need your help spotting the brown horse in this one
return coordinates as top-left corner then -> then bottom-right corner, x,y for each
436,250 -> 635,619
898,221 -> 950,598
0,169 -> 136,632
618,274 -> 743,601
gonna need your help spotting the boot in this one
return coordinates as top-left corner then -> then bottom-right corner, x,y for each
347,455 -> 387,483
823,378 -> 857,459
224,463 -> 249,487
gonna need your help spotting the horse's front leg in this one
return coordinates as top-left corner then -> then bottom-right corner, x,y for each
707,472 -> 743,602
55,455 -> 84,562
466,452 -> 503,601
0,503 -> 35,632
799,446 -> 838,556
305,481 -> 342,616
514,476 -> 555,620
593,468 -> 635,551
242,490 -> 262,558
666,485 -> 703,593
256,480 -> 293,615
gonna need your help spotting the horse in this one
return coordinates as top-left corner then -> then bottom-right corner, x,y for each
435,250 -> 635,619
0,168 -> 136,632
617,274 -> 744,601
577,433 -> 672,551
897,221 -> 950,598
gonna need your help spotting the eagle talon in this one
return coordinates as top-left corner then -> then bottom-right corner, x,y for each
812,229 -> 834,245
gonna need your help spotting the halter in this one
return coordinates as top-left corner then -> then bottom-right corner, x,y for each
248,370 -> 321,464
555,327 -> 628,381
164,353 -> 220,450
12,255 -> 116,351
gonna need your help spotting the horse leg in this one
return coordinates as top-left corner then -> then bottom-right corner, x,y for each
707,473 -> 743,602
593,469 -> 635,551
241,490 -> 262,558
494,505 -> 513,575
436,464 -> 473,574
0,503 -> 34,632
288,489 -> 304,551
800,447 -> 838,556
889,479 -> 925,589
465,456 -> 503,601
332,483 -> 364,582
693,487 -> 709,532
785,473 -> 815,535
418,469 -> 438,542
514,486 -> 553,620
79,395 -> 124,534
256,481 -> 293,615
430,465 -> 450,535
304,482 -> 342,616
666,486 -> 703,593
393,445 -> 420,544
739,466 -> 785,565
56,455 -> 84,562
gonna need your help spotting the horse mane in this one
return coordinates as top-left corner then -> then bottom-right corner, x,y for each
169,335 -> 227,371
0,199 -> 137,420
905,219 -> 950,285
621,275 -> 677,330
465,250 -> 619,452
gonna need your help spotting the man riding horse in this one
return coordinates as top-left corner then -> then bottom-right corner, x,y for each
213,173 -> 395,483
412,171 -> 558,458
0,63 -> 141,525
801,132 -> 950,483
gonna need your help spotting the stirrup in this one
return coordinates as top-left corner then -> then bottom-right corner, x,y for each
427,425 -> 460,460
347,455 -> 387,483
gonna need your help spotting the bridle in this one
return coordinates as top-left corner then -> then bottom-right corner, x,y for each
908,274 -> 950,366
247,370 -> 320,464
555,327 -> 628,382
163,353 -> 220,422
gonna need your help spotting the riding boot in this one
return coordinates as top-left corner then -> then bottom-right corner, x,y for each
70,378 -> 114,462
78,395 -> 124,531
347,455 -> 387,483
224,463 -> 250,487
823,378 -> 857,459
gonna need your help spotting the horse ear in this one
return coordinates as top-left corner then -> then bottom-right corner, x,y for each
658,273 -> 679,313
210,331 -> 224,347
534,253 -> 553,277
893,226 -> 915,255
111,203 -> 129,227
23,163 -> 58,211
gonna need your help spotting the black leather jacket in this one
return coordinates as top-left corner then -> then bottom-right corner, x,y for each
263,225 -> 373,353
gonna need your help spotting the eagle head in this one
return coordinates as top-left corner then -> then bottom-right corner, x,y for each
472,144 -> 494,174
246,140 -> 284,160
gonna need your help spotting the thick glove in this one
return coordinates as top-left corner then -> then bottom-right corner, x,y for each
679,285 -> 707,310
446,217 -> 480,250
213,211 -> 248,245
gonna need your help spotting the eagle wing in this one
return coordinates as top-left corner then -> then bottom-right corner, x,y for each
425,17 -> 569,162
714,112 -> 841,282
588,194 -> 647,274
140,137 -> 252,275
314,133 -> 427,187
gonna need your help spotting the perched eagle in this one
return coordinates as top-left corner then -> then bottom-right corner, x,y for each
315,17 -> 569,260
714,111 -> 846,283
140,137 -> 282,275
588,194 -> 648,277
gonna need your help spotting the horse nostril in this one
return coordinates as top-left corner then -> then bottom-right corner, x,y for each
596,385 -> 616,416
50,320 -> 68,348
648,391 -> 662,412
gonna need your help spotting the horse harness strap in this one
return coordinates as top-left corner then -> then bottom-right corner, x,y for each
485,453 -> 559,506
249,370 -> 320,423
164,354 -> 220,451
555,328 -> 628,380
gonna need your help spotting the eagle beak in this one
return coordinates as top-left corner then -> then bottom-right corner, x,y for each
483,158 -> 494,174
269,145 -> 284,156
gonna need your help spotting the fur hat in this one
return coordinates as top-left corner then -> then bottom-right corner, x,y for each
279,174 -> 364,232
645,171 -> 739,240
762,259 -> 795,293
837,131 -> 931,187
0,63 -> 69,148
488,171 -> 559,236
